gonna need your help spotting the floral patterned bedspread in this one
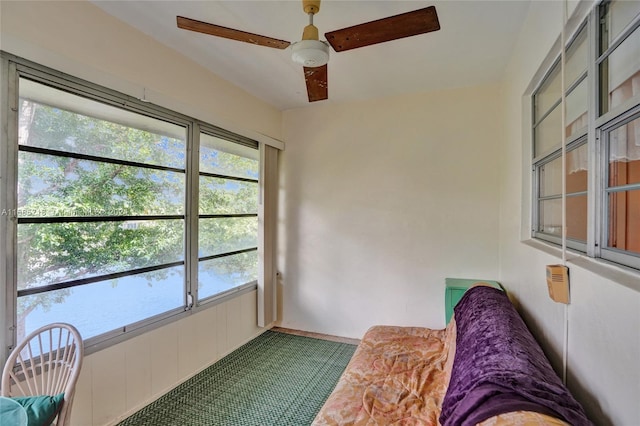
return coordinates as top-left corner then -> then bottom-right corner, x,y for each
313,320 -> 570,426
313,324 -> 452,425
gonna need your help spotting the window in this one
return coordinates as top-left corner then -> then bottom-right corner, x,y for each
598,0 -> 640,115
536,140 -> 589,244
2,55 -> 262,350
533,26 -> 588,251
197,132 -> 259,301
531,1 -> 640,270
601,113 -> 640,264
17,79 -> 187,342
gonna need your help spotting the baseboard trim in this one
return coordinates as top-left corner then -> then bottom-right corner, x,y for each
272,327 -> 360,345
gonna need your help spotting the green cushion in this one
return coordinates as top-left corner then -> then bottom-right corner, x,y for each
12,393 -> 64,426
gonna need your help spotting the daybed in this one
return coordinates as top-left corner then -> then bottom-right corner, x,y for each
313,285 -> 592,425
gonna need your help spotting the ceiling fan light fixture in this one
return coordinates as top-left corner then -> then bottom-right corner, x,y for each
177,2 -> 440,103
291,40 -> 329,67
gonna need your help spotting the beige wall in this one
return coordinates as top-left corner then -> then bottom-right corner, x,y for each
72,291 -> 262,426
0,2 -> 280,425
279,85 -> 504,338
499,2 -> 640,425
71,290 -> 264,426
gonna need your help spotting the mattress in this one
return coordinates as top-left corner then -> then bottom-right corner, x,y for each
313,320 -> 571,425
313,324 -> 451,425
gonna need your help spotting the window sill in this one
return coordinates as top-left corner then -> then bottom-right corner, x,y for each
521,239 -> 640,293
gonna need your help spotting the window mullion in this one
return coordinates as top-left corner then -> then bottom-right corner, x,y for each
606,183 -> 640,193
185,123 -> 200,309
587,9 -> 600,258
1,57 -> 19,364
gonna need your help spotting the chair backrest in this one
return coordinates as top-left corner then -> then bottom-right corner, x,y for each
1,323 -> 84,426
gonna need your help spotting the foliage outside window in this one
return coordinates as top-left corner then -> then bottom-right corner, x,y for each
197,132 -> 259,301
6,64 -> 260,349
531,0 -> 640,270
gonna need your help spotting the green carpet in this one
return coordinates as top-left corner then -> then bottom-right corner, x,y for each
117,330 -> 356,426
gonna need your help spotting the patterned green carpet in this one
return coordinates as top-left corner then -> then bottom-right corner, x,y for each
117,330 -> 356,426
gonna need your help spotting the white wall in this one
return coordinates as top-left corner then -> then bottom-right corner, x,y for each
0,2 -> 280,425
499,2 -> 640,425
279,85 -> 504,338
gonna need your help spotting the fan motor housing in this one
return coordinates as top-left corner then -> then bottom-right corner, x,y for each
291,40 -> 329,67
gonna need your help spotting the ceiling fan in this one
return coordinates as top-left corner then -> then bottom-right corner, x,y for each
177,1 -> 440,103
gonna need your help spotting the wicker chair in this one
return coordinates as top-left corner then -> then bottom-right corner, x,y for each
1,323 -> 84,426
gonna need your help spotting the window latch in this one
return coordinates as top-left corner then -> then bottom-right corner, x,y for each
186,293 -> 194,310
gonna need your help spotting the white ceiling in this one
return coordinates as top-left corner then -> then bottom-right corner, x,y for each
91,0 -> 531,111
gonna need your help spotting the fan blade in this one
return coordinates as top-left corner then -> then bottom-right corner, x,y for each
177,16 -> 291,49
325,6 -> 440,52
304,65 -> 328,102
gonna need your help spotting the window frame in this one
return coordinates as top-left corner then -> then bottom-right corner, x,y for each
597,107 -> 640,269
530,1 -> 640,272
195,125 -> 260,305
533,136 -> 589,252
1,52 -> 261,356
532,23 -> 590,252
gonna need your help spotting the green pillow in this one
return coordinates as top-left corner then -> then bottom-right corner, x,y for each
12,393 -> 65,426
